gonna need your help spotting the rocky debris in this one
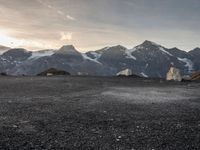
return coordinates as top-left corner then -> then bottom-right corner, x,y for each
0,77 -> 200,149
166,67 -> 182,81
37,68 -> 70,76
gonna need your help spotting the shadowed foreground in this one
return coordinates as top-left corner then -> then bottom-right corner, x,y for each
0,76 -> 200,150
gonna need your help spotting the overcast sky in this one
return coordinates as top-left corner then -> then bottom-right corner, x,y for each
0,0 -> 200,52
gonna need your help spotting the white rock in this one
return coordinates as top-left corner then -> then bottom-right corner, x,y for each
166,67 -> 182,81
117,69 -> 132,76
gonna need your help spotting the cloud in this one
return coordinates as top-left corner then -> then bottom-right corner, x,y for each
60,32 -> 73,41
0,0 -> 200,51
37,0 -> 76,21
57,10 -> 64,15
66,15 -> 76,21
47,4 -> 52,9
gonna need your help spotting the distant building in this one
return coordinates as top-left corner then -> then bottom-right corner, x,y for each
166,67 -> 182,81
37,68 -> 70,76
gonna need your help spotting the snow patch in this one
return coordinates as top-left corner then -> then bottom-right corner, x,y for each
145,64 -> 149,69
29,50 -> 54,60
125,49 -> 137,60
90,52 -> 102,60
140,72 -> 148,78
81,53 -> 102,64
177,57 -> 194,72
159,47 -> 173,56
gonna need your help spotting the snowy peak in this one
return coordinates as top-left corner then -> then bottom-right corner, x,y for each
55,45 -> 80,55
103,45 -> 127,53
112,45 -> 127,50
141,40 -> 163,49
99,45 -> 127,59
97,45 -> 127,53
135,40 -> 173,56
142,40 -> 159,46
0,40 -> 200,77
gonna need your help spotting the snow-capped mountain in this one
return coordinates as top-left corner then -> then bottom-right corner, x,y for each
0,41 -> 199,77
128,41 -> 194,77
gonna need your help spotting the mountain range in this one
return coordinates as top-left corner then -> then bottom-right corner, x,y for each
0,40 -> 199,78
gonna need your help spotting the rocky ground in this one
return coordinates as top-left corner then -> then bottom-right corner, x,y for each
0,76 -> 200,150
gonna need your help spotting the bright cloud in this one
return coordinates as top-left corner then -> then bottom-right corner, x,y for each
60,32 -> 73,41
0,31 -> 54,50
66,15 -> 76,21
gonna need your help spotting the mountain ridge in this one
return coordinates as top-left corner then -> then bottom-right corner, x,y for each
0,40 -> 199,77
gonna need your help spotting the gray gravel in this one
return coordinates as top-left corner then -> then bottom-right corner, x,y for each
0,76 -> 200,150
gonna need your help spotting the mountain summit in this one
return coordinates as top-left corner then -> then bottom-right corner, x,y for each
55,45 -> 79,55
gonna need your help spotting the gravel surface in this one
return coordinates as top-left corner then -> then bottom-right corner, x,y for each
0,76 -> 200,150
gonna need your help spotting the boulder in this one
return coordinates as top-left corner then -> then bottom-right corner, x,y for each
166,67 -> 182,81
117,69 -> 133,76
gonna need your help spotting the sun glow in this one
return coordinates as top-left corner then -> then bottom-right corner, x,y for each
0,31 -> 22,47
0,31 -> 55,50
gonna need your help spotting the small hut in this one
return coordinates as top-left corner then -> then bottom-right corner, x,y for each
37,68 -> 70,76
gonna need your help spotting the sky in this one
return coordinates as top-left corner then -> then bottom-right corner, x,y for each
0,0 -> 200,52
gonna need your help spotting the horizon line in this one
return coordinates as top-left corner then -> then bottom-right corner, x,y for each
0,40 -> 199,53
